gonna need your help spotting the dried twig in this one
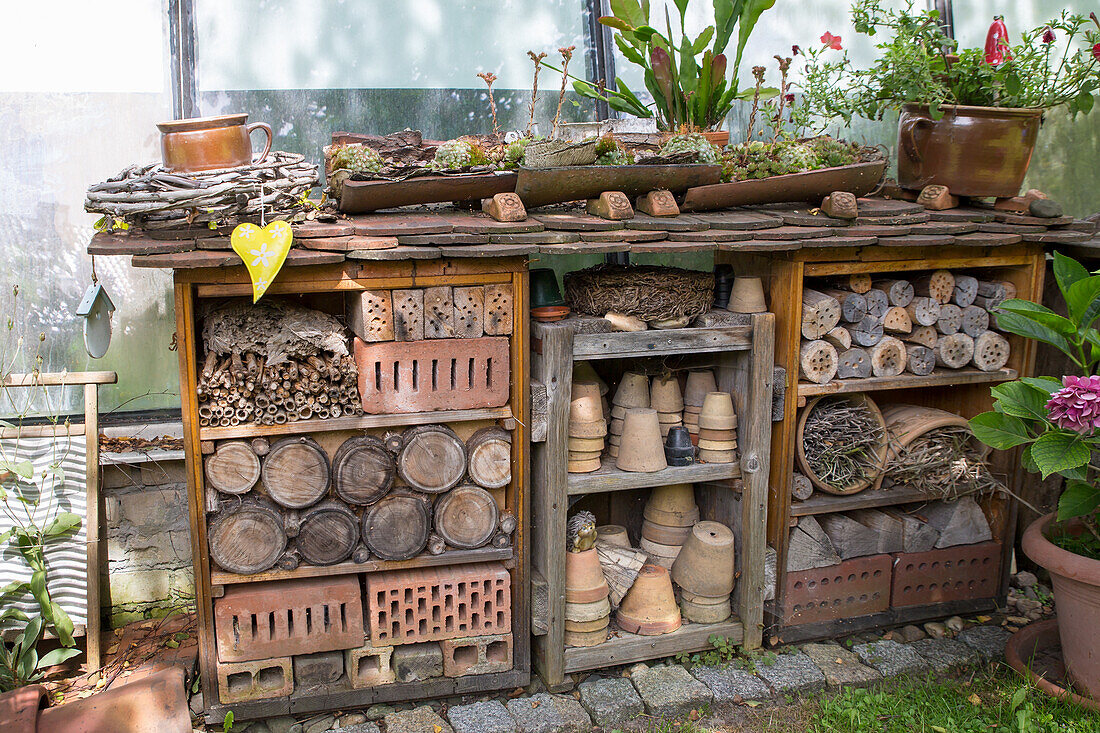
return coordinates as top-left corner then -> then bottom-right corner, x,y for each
773,56 -> 792,143
746,66 -> 766,143
801,398 -> 884,489
552,45 -> 576,138
883,426 -> 1004,499
527,51 -> 548,135
477,71 -> 500,136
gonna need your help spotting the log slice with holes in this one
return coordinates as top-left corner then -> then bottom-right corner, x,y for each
262,436 -> 331,508
961,305 -> 990,338
905,296 -> 941,327
398,424 -> 467,493
936,304 -> 963,335
296,500 -> 359,565
822,288 -> 868,323
799,339 -> 839,384
332,435 -> 395,505
208,497 -> 287,574
972,331 -> 1011,371
466,426 -> 512,489
433,484 -> 500,549
906,344 -> 936,375
863,289 -> 889,320
801,289 -> 842,339
953,275 -> 978,307
914,270 -> 956,304
935,333 -> 975,368
836,347 -> 872,379
872,279 -> 914,307
204,440 -> 260,495
871,336 -> 907,377
362,493 -> 431,560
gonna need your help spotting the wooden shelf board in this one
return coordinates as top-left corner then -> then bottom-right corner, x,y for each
210,547 -> 513,587
791,484 -> 948,516
567,458 -> 740,495
797,368 -> 1017,398
770,598 -> 998,645
564,618 -> 744,673
573,326 -> 752,361
198,406 -> 513,440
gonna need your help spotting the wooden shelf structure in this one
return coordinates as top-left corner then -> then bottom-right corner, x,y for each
529,314 -> 773,688
721,242 -> 1045,639
173,257 -> 531,723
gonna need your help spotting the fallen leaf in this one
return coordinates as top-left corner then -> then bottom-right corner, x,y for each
532,700 -> 540,708
744,701 -> 761,707
967,693 -> 982,706
434,726 -> 442,733
689,709 -> 700,721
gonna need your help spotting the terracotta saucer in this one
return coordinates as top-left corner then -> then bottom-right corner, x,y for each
532,305 -> 571,322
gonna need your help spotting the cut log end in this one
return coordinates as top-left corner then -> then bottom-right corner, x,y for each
799,340 -> 839,384
972,331 -> 1011,372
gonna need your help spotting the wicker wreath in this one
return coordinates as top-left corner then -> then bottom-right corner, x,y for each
563,264 -> 715,322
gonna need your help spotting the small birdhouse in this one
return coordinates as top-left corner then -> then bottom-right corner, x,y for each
76,283 -> 116,358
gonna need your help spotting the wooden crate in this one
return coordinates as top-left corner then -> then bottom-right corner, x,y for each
720,243 -> 1044,642
173,258 -> 530,722
529,312 -> 773,687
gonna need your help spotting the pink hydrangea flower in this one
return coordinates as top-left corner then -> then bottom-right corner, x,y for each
1046,375 -> 1100,433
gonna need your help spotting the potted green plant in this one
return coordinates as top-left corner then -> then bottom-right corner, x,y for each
566,0 -> 778,145
969,252 -> 1100,699
799,1 -> 1100,197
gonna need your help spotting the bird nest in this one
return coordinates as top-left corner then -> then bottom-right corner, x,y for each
563,264 -> 714,322
84,151 -> 319,230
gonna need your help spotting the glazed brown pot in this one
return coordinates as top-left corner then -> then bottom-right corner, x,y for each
157,113 -> 273,173
1022,513 -> 1100,699
896,103 -> 1043,197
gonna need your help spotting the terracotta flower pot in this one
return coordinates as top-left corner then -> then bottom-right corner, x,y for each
680,593 -> 731,624
616,563 -> 682,635
568,436 -> 605,452
565,624 -> 610,647
616,408 -> 668,473
574,361 -> 609,395
596,524 -> 631,548
699,392 -> 737,431
672,520 -> 736,597
644,484 -> 699,525
727,277 -> 767,313
1022,513 -> 1100,699
566,547 -> 610,603
641,519 -> 694,546
683,370 -> 718,408
612,372 -> 650,409
639,536 -> 683,569
650,375 -> 685,413
570,381 -> 604,423
896,104 -> 1043,198
565,596 -> 611,622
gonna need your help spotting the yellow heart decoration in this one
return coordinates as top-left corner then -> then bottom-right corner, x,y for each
231,221 -> 293,302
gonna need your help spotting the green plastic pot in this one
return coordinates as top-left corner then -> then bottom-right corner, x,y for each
530,268 -> 565,308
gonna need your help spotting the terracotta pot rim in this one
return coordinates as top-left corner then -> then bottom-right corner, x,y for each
1004,619 -> 1100,711
157,113 -> 249,133
1022,513 -> 1100,586
900,103 -> 1045,119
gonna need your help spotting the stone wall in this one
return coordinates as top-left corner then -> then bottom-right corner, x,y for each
101,456 -> 195,627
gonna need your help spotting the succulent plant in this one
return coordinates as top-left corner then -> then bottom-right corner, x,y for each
429,139 -> 490,172
659,133 -> 721,165
330,145 -> 384,174
595,148 -> 634,166
500,138 -> 531,169
720,136 -> 860,182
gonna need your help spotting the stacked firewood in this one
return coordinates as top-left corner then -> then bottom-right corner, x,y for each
196,352 -> 360,427
798,271 -> 1013,384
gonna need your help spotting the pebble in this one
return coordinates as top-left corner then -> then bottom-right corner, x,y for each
1029,199 -> 1064,218
1006,615 -> 1030,626
923,622 -> 948,639
945,616 -> 965,633
265,717 -> 299,733
364,705 -> 395,721
336,713 -> 367,728
304,714 -> 335,733
1015,598 -> 1042,614
899,625 -> 926,643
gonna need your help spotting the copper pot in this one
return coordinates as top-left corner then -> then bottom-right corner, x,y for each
157,113 -> 273,172
896,103 -> 1043,197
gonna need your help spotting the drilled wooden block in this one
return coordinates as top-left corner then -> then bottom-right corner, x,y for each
483,284 -> 514,336
217,656 -> 293,704
441,633 -> 513,677
214,576 -> 365,662
344,642 -> 396,688
365,561 -> 511,645
392,289 -> 425,341
454,286 -> 486,338
424,286 -> 456,339
353,336 -> 510,413
346,290 -> 394,343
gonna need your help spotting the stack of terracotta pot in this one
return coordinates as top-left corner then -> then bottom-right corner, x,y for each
682,370 -> 718,444
574,361 -> 610,421
616,562 -> 682,635
650,375 -> 684,438
671,521 -> 736,623
697,392 -> 737,463
568,381 -> 607,473
639,484 -> 698,569
608,372 -> 648,460
616,407 -> 668,473
565,547 -> 611,646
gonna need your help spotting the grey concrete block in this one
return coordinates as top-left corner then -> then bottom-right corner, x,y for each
384,706 -> 454,733
578,676 -> 644,728
801,643 -> 882,687
447,700 -> 516,733
958,625 -> 1011,660
691,664 -> 773,703
755,651 -> 826,694
908,638 -> 979,671
631,664 -> 713,719
506,693 -> 591,733
851,640 -> 929,677
392,642 -> 443,682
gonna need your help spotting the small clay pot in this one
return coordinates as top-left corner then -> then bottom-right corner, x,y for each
642,519 -> 693,546
569,419 -> 608,439
566,547 -> 610,603
697,427 -> 735,441
565,625 -> 610,647
610,405 -> 628,420
616,564 -> 682,635
657,411 -> 684,424
568,456 -> 603,473
565,616 -> 610,633
698,448 -> 737,463
672,521 -> 735,597
727,276 -> 767,313
574,361 -> 609,395
680,594 -> 731,624
612,372 -> 650,409
609,418 -> 625,435
639,536 -> 683,567
644,484 -> 698,525
531,305 -> 571,322
697,438 -> 737,451
570,382 -> 604,423
650,375 -> 684,413
615,408 -> 667,473
596,524 -> 631,548
565,597 -> 611,622
531,268 -> 565,307
568,436 -> 605,452
568,449 -> 604,461
683,370 -> 718,407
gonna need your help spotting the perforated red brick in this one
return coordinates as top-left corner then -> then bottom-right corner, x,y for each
782,554 -> 892,626
216,656 -> 293,704
365,561 -> 511,645
891,541 -> 1002,608
354,336 -> 510,414
214,576 -> 365,662
441,633 -> 513,677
